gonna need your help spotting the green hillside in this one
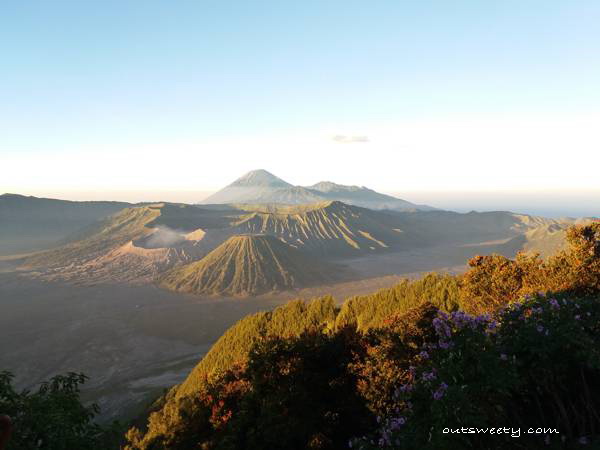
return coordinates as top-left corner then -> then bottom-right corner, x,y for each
175,296 -> 338,397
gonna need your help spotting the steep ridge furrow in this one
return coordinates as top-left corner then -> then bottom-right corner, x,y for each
159,234 -> 338,296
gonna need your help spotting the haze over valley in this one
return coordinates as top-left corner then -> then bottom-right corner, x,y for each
1,169 -> 595,426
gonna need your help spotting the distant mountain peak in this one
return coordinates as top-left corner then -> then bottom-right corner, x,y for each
230,169 -> 292,188
201,170 -> 436,211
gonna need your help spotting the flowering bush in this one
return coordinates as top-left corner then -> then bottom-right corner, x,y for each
352,294 -> 600,449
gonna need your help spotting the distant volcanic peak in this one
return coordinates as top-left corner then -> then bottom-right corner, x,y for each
201,170 -> 435,211
229,169 -> 292,188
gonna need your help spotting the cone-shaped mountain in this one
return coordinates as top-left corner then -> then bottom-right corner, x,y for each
159,234 -> 336,296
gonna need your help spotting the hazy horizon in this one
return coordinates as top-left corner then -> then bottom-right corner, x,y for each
4,185 -> 598,218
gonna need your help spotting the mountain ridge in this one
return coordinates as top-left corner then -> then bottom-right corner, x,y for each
0,193 -> 132,255
200,169 -> 436,211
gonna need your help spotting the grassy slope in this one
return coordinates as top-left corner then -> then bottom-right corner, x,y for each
175,296 -> 338,397
173,273 -> 458,398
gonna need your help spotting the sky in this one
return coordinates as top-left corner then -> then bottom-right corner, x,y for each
1,1 -> 599,216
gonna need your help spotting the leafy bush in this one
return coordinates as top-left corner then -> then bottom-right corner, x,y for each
335,273 -> 460,331
353,294 -> 600,449
126,329 -> 376,450
460,223 -> 600,314
0,371 -> 119,450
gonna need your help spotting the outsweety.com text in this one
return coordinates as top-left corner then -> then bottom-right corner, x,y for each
442,427 -> 559,438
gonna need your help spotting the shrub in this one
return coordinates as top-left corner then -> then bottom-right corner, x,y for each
353,294 -> 600,449
0,372 -> 118,450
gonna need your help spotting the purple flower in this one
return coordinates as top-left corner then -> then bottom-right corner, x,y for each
549,298 -> 560,309
389,417 -> 406,430
433,382 -> 448,400
579,436 -> 589,445
422,371 -> 437,382
537,325 -> 544,333
500,353 -> 508,361
419,350 -> 429,359
575,315 -> 581,320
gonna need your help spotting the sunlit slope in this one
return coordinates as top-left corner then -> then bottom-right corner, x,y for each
501,219 -> 594,259
388,210 -> 572,245
23,206 -> 161,268
159,234 -> 337,295
175,296 -> 338,397
167,273 -> 458,400
22,203 -> 230,270
230,201 -> 409,256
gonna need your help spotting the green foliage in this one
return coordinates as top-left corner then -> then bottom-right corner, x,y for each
460,223 -> 600,314
350,303 -> 439,418
177,296 -> 337,398
355,294 -> 600,449
212,330 -> 374,449
126,296 -> 340,448
0,371 -> 119,450
335,273 -> 460,331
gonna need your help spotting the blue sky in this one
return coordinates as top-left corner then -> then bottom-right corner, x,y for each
1,1 -> 599,214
